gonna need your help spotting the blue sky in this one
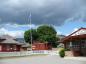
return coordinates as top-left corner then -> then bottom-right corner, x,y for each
56,21 -> 86,35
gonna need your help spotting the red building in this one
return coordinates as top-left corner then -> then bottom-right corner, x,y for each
32,41 -> 52,50
0,35 -> 23,52
62,28 -> 86,56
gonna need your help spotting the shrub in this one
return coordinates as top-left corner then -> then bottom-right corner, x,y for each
59,48 -> 65,57
65,48 -> 70,51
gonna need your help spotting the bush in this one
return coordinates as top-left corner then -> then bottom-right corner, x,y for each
59,48 -> 65,57
65,48 -> 70,51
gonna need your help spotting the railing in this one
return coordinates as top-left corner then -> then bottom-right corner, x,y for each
0,50 -> 58,57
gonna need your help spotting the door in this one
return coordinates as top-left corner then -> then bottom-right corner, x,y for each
80,40 -> 86,56
0,45 -> 2,51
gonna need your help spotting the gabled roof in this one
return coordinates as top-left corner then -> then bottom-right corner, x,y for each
0,35 -> 22,45
21,43 -> 30,47
70,28 -> 86,36
62,28 -> 86,43
0,39 -> 21,45
0,35 -> 15,39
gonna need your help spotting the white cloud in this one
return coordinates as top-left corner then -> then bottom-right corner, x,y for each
8,31 -> 24,38
72,28 -> 78,32
57,30 -> 62,35
65,28 -> 79,36
0,23 -> 37,30
0,28 -> 24,38
65,34 -> 69,36
0,28 -> 8,35
0,23 -> 37,38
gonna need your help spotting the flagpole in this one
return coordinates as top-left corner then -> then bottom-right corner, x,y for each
29,12 -> 33,51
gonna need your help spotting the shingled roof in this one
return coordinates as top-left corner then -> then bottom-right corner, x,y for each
0,35 -> 22,45
0,35 -> 15,39
21,43 -> 30,47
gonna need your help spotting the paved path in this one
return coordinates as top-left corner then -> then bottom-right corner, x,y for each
64,57 -> 86,61
0,55 -> 86,64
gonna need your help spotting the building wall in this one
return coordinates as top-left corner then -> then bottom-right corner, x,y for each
64,40 -> 86,56
0,44 -> 21,52
16,45 -> 21,51
32,43 -> 52,50
81,48 -> 86,56
0,44 -> 2,52
20,47 -> 28,51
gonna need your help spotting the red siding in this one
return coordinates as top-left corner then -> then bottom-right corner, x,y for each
32,43 -> 52,50
0,44 -> 2,52
0,44 -> 21,52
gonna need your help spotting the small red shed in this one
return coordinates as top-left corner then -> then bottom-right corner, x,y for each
32,41 -> 52,50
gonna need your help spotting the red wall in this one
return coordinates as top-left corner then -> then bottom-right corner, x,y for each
0,44 -> 21,52
32,43 -> 52,50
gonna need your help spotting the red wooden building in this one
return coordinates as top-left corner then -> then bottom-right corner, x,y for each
32,41 -> 52,50
0,35 -> 22,52
62,28 -> 86,56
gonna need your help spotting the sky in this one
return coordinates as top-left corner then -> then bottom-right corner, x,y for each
0,0 -> 86,38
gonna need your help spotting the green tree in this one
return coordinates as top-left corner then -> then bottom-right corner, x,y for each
24,25 -> 59,47
24,29 -> 38,44
37,25 -> 58,47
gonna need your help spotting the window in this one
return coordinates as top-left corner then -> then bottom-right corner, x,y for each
72,40 -> 86,49
72,41 -> 80,48
81,40 -> 86,48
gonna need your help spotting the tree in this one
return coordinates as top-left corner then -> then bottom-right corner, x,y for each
37,25 -> 58,47
24,25 -> 59,47
24,29 -> 38,44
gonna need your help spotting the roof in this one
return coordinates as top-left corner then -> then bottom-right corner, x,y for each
0,39 -> 22,45
21,43 -> 30,47
0,35 -> 15,39
0,35 -> 23,45
62,28 -> 86,43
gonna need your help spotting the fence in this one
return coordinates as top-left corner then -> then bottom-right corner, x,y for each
0,50 -> 58,57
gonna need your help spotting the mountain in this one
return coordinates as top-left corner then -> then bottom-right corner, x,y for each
15,38 -> 25,43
